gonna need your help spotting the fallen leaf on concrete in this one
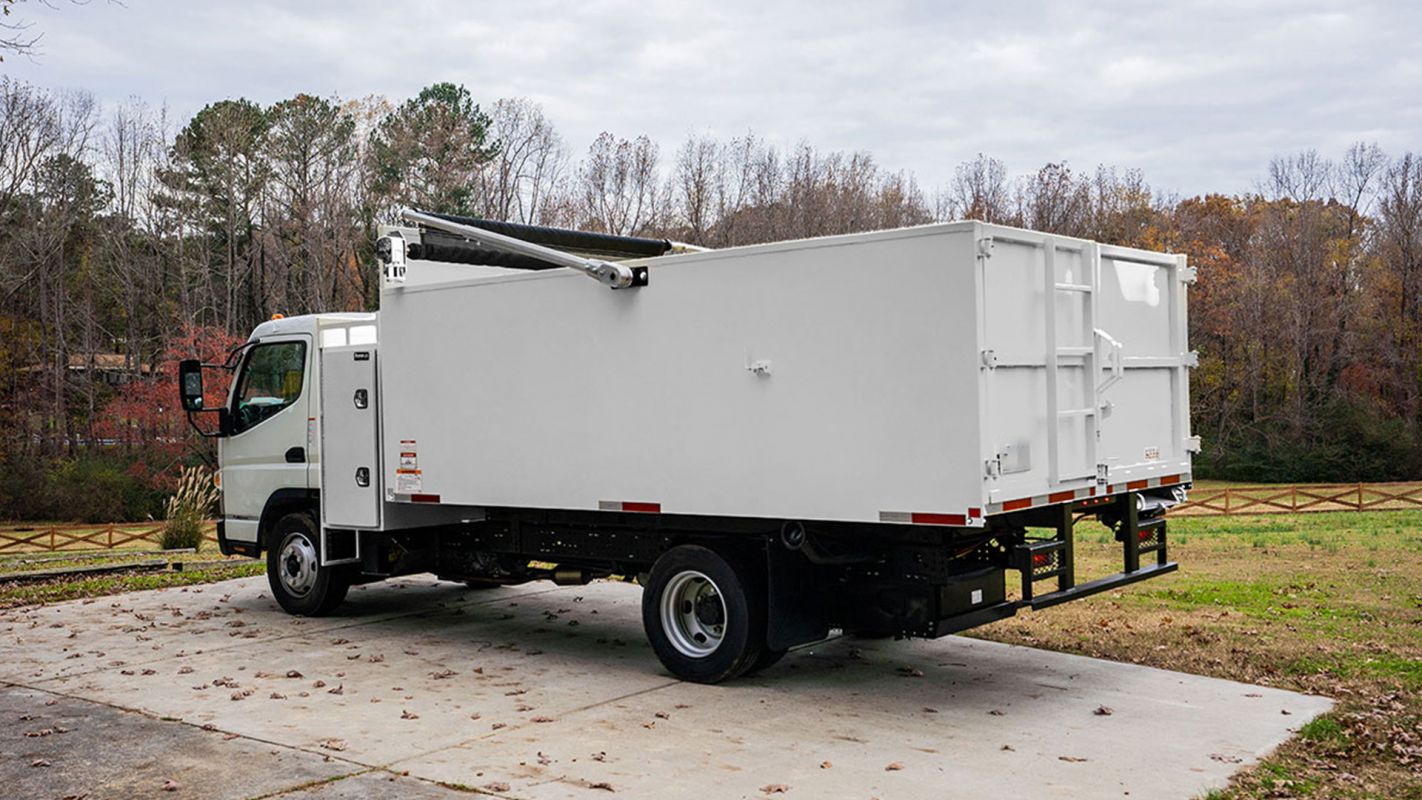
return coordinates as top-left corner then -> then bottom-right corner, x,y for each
885,762 -> 904,771
367,654 -> 384,663
491,722 -> 507,730
1209,753 -> 1243,764
532,716 -> 554,723
484,782 -> 510,792
1093,706 -> 1113,716
1001,745 -> 1015,752
537,751 -> 552,765
988,710 -> 1004,716
820,761 -> 832,769
331,638 -> 349,645
642,721 -> 655,729
286,670 -> 303,679
655,711 -> 669,720
178,666 -> 193,674
328,684 -> 344,695
223,733 -> 239,740
588,782 -> 615,792
1058,756 -> 1088,763
430,669 -> 456,680
401,710 -> 419,719
162,779 -> 180,791
141,668 -> 157,676
921,707 -> 938,713
760,784 -> 790,794
269,692 -> 287,700
896,667 -> 924,678
592,751 -> 607,762
30,759 -> 51,768
319,738 -> 347,751
313,680 -> 326,688
201,723 -> 217,731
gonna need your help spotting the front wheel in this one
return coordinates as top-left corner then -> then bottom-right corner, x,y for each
266,512 -> 349,616
641,544 -> 766,684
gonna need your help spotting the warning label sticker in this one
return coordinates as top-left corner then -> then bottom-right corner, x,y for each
396,440 -> 422,493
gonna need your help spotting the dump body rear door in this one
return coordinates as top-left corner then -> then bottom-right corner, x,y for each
1094,247 -> 1194,485
979,231 -> 1193,508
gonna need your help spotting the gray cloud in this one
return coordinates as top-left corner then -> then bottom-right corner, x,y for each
6,0 -> 1419,195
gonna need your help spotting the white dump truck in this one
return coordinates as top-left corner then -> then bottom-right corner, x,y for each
179,211 -> 1196,683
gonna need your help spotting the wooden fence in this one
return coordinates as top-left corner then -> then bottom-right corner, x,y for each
3,484 -> 1422,552
0,522 -> 218,554
1169,482 -> 1422,516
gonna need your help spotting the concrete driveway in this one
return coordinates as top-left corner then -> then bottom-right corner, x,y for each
1,575 -> 1330,799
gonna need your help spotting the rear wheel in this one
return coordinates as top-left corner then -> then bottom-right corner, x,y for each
642,544 -> 766,684
745,647 -> 788,675
266,512 -> 349,616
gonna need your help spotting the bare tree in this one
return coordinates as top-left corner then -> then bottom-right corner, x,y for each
945,154 -> 1011,223
0,0 -> 40,62
578,132 -> 661,236
480,98 -> 568,225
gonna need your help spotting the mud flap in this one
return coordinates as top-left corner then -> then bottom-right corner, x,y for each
765,544 -> 830,651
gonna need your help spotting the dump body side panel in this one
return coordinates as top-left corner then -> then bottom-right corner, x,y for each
377,226 -> 985,525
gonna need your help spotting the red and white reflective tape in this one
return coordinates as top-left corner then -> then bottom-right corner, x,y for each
985,473 -> 1190,516
879,508 -> 986,528
598,500 -> 661,513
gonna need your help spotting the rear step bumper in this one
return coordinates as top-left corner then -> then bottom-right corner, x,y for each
1024,561 -> 1177,609
929,494 -> 1180,637
930,561 -> 1177,637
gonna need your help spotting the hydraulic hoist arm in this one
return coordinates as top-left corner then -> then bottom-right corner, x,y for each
395,209 -> 649,289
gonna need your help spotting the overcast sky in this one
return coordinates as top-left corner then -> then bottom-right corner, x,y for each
4,0 -> 1420,196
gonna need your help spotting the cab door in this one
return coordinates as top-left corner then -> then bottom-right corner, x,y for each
218,335 -> 313,544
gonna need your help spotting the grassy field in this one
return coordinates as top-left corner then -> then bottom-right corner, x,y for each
0,546 -> 261,607
2,508 -> 1418,797
975,510 -> 1422,799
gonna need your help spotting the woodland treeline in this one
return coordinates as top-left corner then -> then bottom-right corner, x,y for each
2,76 -> 1421,520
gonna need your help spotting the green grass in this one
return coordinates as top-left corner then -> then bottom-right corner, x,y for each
1298,716 -> 1348,747
0,560 -> 263,608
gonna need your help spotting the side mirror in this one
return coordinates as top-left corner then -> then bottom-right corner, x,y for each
179,359 -> 205,411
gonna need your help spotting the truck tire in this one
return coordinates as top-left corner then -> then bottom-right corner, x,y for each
642,544 -> 766,684
266,512 -> 350,616
745,647 -> 787,675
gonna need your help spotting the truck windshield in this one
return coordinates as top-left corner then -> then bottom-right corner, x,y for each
231,341 -> 306,434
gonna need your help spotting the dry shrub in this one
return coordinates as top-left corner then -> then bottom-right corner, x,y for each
161,466 -> 217,551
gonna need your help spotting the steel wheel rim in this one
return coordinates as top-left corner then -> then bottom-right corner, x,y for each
660,569 -> 727,658
278,531 -> 319,597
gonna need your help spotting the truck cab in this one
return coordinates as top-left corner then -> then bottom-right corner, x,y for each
210,313 -> 376,560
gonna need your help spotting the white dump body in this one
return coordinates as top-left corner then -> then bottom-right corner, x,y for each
371,221 -> 1194,528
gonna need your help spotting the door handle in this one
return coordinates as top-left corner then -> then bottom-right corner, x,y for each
1094,328 -> 1125,395
353,388 -> 368,409
285,446 -> 305,464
